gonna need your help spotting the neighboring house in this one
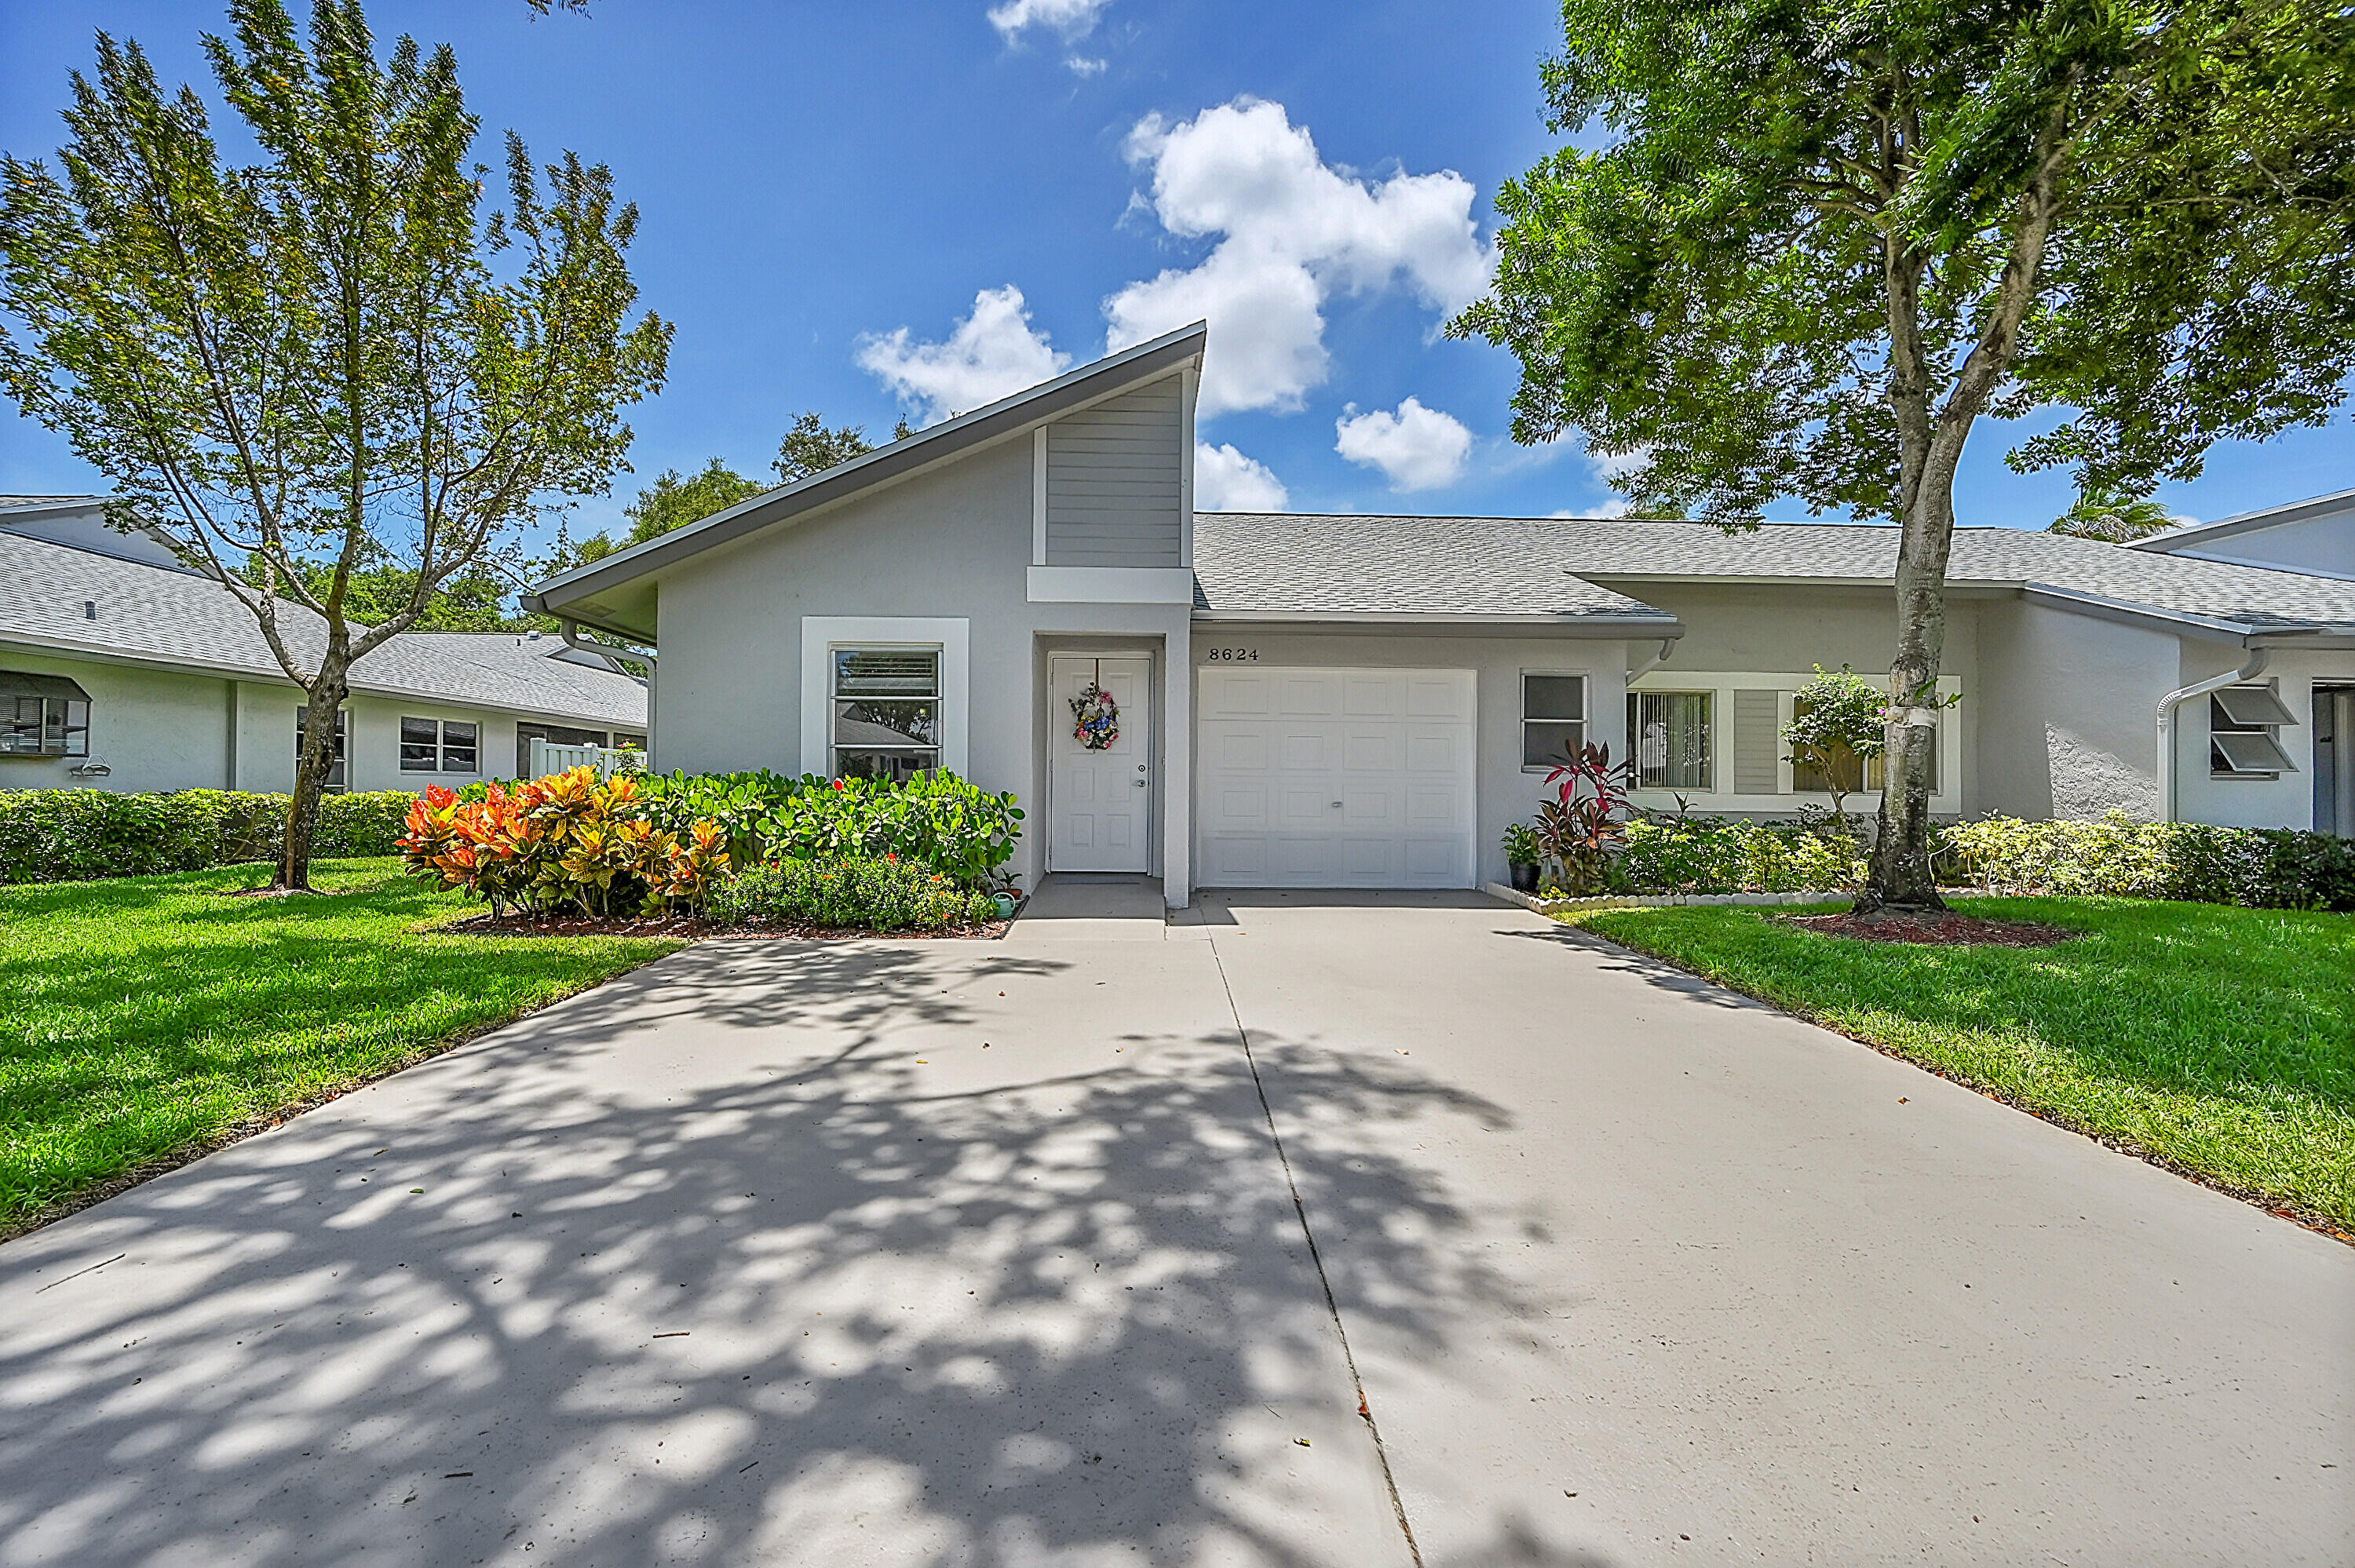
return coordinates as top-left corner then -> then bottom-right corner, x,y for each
2128,487 -> 2354,580
524,325 -> 2355,905
2,496 -> 646,795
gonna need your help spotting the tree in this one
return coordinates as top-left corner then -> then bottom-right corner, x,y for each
774,409 -> 907,486
623,458 -> 764,542
0,0 -> 670,889
2050,490 -> 2178,543
1783,665 -> 1888,839
1455,0 -> 2355,913
243,549 -> 527,632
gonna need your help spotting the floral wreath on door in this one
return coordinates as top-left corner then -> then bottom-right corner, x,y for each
1068,661 -> 1119,750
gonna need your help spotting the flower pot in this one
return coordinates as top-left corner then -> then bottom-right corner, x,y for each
1509,861 -> 1540,894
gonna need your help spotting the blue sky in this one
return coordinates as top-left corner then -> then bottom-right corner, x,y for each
2,0 -> 2346,545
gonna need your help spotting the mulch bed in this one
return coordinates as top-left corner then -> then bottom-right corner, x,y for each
1780,909 -> 2078,947
434,910 -> 1012,941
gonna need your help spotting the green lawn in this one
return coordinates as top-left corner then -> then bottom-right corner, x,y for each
1,859 -> 681,1231
1563,897 -> 2355,1229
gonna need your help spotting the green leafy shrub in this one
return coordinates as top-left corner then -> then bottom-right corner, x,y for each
632,769 -> 1024,887
1618,815 -> 1866,894
0,788 -> 419,885
1940,812 -> 2355,911
707,855 -> 999,932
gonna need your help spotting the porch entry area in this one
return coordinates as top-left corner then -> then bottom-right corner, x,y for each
1047,653 -> 1155,873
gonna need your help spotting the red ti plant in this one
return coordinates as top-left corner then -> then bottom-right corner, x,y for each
1537,740 -> 1634,894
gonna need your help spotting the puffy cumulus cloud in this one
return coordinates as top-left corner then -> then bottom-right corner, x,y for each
987,0 -> 1112,42
1193,442 -> 1289,511
1104,99 -> 1489,416
856,286 -> 1071,428
1333,397 -> 1473,491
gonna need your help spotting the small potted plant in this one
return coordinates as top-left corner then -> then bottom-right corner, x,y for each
1502,822 -> 1543,893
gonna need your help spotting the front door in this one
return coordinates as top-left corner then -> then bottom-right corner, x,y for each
1049,654 -> 1153,872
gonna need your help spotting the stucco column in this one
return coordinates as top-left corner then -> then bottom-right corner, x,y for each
1161,625 -> 1192,909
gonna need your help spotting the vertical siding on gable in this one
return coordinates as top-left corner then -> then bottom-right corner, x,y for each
1045,380 -> 1182,567
1732,687 -> 1784,793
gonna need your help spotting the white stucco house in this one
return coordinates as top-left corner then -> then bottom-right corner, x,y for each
2,496 -> 647,795
522,324 -> 2355,906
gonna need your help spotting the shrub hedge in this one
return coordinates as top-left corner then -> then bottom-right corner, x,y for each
706,855 -> 999,932
626,769 -> 1024,887
1941,812 -> 2355,911
0,788 -> 413,886
1618,815 -> 1866,895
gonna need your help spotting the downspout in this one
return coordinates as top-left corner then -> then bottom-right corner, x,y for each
561,619 -> 656,759
1627,636 -> 1678,684
2155,647 -> 2269,823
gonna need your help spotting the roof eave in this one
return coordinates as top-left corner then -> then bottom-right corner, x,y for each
530,322 -> 1210,615
1189,610 -> 1685,636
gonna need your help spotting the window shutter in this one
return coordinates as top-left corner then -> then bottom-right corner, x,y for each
1733,689 -> 1782,793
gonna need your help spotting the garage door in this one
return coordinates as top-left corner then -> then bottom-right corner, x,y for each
1196,666 -> 1477,888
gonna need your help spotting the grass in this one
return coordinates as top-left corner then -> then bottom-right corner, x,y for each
1562,896 -> 2355,1230
0,858 -> 682,1232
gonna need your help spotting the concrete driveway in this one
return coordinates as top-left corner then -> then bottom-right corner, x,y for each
2,890 -> 2349,1566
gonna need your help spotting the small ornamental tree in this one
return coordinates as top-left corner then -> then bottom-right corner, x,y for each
1783,665 -> 1889,838
1456,0 -> 2355,914
0,0 -> 670,890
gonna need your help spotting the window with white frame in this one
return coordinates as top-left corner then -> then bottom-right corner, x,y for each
1521,673 -> 1586,769
401,717 -> 480,773
1,671 -> 90,757
2210,684 -> 2298,778
295,706 -> 347,793
1627,690 -> 1713,790
831,647 -> 942,780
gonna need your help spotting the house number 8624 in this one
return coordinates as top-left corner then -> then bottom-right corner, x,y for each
1204,647 -> 1259,662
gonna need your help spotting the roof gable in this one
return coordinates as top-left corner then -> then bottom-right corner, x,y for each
526,322 -> 1208,640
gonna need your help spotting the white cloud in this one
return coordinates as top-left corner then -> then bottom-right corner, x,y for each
1193,441 -> 1288,511
856,286 -> 1071,428
1104,99 -> 1489,416
987,0 -> 1112,42
1333,397 -> 1473,491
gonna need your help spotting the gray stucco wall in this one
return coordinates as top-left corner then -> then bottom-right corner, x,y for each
651,432 -> 1192,895
1184,625 -> 1634,887
0,649 -> 232,793
1973,599 -> 2177,821
2164,507 -> 2353,578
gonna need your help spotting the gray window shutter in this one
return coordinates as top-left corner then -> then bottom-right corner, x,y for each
1733,689 -> 1783,794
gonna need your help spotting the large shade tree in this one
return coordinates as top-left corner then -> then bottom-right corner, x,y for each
1456,0 -> 2355,912
0,0 -> 670,888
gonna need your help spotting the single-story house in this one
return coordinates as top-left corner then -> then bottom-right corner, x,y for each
523,324 -> 2355,906
2,496 -> 647,795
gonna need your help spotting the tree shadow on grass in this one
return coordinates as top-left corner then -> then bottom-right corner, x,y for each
0,938 -> 1546,1567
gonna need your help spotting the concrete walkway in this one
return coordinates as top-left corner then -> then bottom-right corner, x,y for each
2,894 -> 2349,1566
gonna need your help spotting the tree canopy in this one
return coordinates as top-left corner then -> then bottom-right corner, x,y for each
0,0 -> 670,885
2050,490 -> 2179,542
1458,0 -> 2355,910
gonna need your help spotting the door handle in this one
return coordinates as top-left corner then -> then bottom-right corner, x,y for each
1134,779 -> 1149,788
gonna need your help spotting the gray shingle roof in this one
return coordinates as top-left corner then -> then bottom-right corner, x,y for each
0,531 -> 646,727
1190,512 -> 1674,620
1195,513 -> 2355,629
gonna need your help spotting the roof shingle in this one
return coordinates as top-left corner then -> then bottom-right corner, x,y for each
0,531 -> 645,727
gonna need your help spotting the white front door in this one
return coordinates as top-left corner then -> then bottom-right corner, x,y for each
1049,654 -> 1154,872
1196,665 -> 1477,888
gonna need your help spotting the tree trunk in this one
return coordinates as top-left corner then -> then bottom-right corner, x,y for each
279,675 -> 348,892
1862,479 -> 1955,914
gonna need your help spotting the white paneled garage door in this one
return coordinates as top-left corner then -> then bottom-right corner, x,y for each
1196,666 -> 1477,888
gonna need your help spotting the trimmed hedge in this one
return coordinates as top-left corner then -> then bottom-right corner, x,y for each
706,855 -> 999,932
0,789 -> 414,886
1940,812 -> 2355,911
1618,815 -> 1865,895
